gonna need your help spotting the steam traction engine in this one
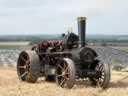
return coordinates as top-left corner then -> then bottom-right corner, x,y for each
17,17 -> 110,89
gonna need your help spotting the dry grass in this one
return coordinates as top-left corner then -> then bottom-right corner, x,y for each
0,67 -> 128,96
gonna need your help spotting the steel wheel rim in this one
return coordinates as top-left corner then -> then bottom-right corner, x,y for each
17,52 -> 30,81
95,62 -> 105,86
56,61 -> 70,88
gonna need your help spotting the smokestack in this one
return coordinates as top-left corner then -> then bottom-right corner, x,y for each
77,17 -> 86,47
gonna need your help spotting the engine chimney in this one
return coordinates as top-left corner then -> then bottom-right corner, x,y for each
77,17 -> 86,47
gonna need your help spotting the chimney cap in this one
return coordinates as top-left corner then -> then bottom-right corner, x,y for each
77,17 -> 87,21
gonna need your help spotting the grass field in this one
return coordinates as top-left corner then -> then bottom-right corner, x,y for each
0,45 -> 128,96
0,67 -> 128,96
0,45 -> 31,67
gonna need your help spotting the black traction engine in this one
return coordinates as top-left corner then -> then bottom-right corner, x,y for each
17,17 -> 110,89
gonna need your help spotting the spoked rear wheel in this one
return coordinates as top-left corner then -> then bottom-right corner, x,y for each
17,50 -> 40,83
89,61 -> 111,89
55,58 -> 76,89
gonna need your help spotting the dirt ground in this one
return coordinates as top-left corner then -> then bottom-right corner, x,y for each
0,67 -> 128,96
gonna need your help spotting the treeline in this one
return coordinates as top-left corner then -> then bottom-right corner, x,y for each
0,34 -> 61,43
0,34 -> 128,44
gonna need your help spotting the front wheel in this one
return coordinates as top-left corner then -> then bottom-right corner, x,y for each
89,61 -> 111,89
55,58 -> 76,89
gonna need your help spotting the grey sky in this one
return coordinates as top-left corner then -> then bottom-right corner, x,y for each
0,0 -> 128,35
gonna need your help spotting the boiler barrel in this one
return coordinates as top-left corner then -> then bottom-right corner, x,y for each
77,17 -> 86,47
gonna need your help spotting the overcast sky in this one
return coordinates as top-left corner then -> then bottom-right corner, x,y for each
0,0 -> 128,35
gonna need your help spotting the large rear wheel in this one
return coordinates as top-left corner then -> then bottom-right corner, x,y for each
17,50 -> 41,83
55,58 -> 76,89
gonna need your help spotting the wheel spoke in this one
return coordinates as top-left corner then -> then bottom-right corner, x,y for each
102,72 -> 105,74
65,67 -> 68,73
99,64 -> 103,71
57,74 -> 63,77
63,62 -> 67,70
99,79 -> 104,83
101,73 -> 105,76
100,76 -> 103,79
65,70 -> 69,79
19,66 -> 25,69
58,64 -> 64,70
21,71 -> 28,78
98,81 -> 102,85
98,74 -> 105,84
60,78 -> 66,86
64,75 -> 70,80
65,73 -> 69,75
20,56 -> 26,62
